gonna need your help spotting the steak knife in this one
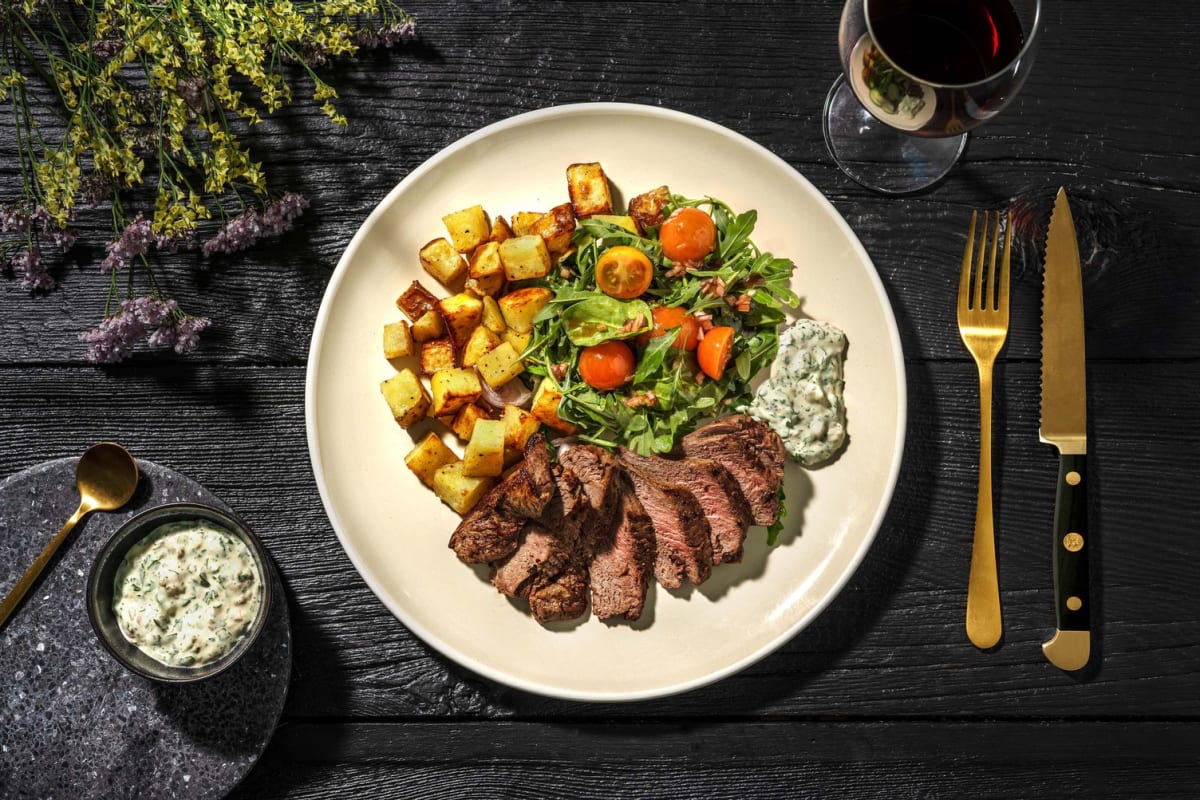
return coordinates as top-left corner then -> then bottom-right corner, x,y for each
1040,187 -> 1091,671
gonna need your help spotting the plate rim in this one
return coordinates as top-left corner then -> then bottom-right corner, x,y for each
305,101 -> 908,702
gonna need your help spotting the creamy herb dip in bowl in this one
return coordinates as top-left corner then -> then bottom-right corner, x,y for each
87,503 -> 273,683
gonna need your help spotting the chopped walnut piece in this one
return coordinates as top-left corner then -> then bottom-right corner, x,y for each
700,276 -> 726,298
550,362 -> 569,381
623,391 -> 657,409
618,312 -> 647,335
725,294 -> 752,313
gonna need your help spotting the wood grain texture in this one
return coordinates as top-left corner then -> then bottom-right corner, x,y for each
2,0 -> 1198,795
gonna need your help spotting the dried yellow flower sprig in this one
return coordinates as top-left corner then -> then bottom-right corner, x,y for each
0,0 -> 415,361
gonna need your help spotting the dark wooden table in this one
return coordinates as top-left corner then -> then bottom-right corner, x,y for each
3,1 -> 1198,796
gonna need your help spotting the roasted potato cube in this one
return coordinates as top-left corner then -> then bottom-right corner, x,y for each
395,280 -> 441,322
450,402 -> 491,441
411,309 -> 445,343
530,380 -> 576,434
420,337 -> 457,375
481,295 -> 507,334
589,214 -> 639,234
418,238 -> 468,287
379,368 -> 431,428
498,235 -> 552,282
532,203 -> 576,257
502,404 -> 541,452
511,211 -> 542,237
497,286 -> 553,334
442,204 -> 490,254
382,319 -> 414,360
567,162 -> 614,218
462,419 -> 506,478
476,341 -> 525,389
629,185 -> 671,233
489,215 -> 514,243
465,240 -> 506,297
404,432 -> 459,488
430,367 -> 482,417
437,292 -> 483,351
501,327 -> 531,355
461,324 -> 500,368
432,461 -> 495,515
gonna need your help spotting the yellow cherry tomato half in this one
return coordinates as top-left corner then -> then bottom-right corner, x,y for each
595,246 -> 654,299
578,340 -> 637,390
697,325 -> 734,380
659,207 -> 717,263
636,305 -> 700,351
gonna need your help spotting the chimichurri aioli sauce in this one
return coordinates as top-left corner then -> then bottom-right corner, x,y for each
113,520 -> 262,667
744,319 -> 848,467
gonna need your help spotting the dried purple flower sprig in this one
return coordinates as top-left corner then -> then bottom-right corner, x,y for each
2,1 -> 416,362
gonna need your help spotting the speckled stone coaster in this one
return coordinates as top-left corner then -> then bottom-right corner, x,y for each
0,457 -> 291,800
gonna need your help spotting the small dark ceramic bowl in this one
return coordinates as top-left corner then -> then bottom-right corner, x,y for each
87,502 -> 272,683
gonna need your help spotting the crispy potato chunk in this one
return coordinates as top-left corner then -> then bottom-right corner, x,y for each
433,461 -> 495,515
442,205 -> 490,254
510,211 -> 542,237
502,328 -> 531,354
411,309 -> 445,343
567,162 -> 614,218
450,402 -> 491,441
420,337 -> 457,375
404,432 -> 459,488
465,240 -> 506,297
481,295 -> 506,334
461,325 -> 500,368
498,235 -> 552,282
463,419 -> 506,478
430,367 -> 482,417
497,286 -> 553,334
418,238 -> 468,287
502,403 -> 541,452
532,203 -> 576,257
382,319 -> 414,360
476,341 -> 525,389
437,292 -> 483,351
489,215 -> 514,243
530,380 -> 576,434
628,185 -> 671,233
395,280 -> 441,322
379,368 -> 430,429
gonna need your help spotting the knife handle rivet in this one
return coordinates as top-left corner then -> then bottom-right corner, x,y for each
1065,471 -> 1082,486
1066,596 -> 1083,611
1064,532 -> 1084,552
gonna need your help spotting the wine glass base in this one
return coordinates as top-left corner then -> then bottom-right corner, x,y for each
822,75 -> 967,195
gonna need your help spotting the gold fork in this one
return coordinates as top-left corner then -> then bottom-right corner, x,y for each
957,209 -> 1012,650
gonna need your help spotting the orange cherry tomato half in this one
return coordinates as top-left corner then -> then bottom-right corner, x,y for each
659,207 -> 717,263
636,305 -> 700,351
595,246 -> 654,299
697,326 -> 735,380
578,340 -> 637,391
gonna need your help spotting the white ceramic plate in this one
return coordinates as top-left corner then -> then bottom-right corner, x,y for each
306,103 -> 906,702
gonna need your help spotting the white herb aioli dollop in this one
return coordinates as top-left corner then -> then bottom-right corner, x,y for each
113,520 -> 262,667
744,318 -> 848,466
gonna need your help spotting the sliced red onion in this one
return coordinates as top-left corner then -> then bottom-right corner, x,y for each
476,369 -> 532,410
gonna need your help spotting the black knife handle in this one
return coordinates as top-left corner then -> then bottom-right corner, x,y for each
1051,453 -> 1090,632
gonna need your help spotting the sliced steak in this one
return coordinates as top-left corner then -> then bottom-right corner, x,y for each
619,462 -> 713,588
490,521 -> 571,599
619,448 -> 751,565
527,561 -> 589,624
497,433 -> 556,520
557,445 -> 621,556
588,473 -> 656,621
679,415 -> 785,527
449,433 -> 557,564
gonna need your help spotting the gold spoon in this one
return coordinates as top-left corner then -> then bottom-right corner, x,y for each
0,442 -> 139,630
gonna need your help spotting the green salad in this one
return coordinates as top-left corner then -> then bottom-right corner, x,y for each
522,194 -> 799,455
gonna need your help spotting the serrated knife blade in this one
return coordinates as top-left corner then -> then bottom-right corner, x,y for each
1040,187 -> 1091,672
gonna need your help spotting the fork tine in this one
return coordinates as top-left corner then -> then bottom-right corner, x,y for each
998,211 -> 1012,311
986,211 -> 1001,310
959,210 -> 978,311
973,210 -> 989,311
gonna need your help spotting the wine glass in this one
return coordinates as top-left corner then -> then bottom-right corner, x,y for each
823,0 -> 1042,194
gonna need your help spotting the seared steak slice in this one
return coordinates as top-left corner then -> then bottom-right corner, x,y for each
679,415 -> 785,527
491,522 -> 571,599
619,448 -> 751,564
527,561 -> 589,623
589,474 -> 655,621
619,462 -> 713,588
557,445 -> 621,555
498,433 -> 556,520
449,433 -> 557,564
